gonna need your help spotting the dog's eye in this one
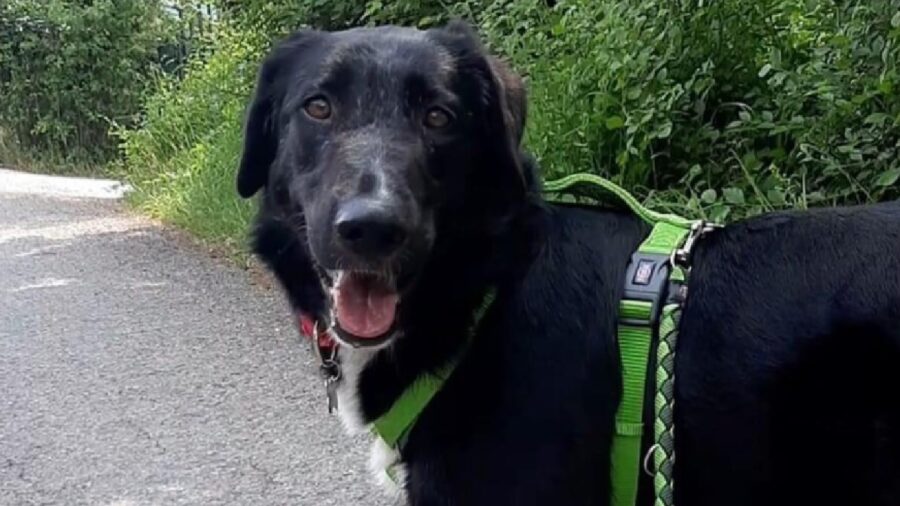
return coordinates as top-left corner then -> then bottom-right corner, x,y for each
424,107 -> 452,129
303,97 -> 332,120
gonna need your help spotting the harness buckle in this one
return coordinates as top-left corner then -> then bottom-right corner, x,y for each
671,220 -> 718,271
621,252 -> 671,327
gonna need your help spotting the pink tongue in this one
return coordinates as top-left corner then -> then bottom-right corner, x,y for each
335,275 -> 399,339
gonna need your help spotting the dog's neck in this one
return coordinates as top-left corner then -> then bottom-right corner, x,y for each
340,197 -> 545,429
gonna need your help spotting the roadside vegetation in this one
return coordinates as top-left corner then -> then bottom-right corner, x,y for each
0,0 -> 177,172
2,0 -> 898,255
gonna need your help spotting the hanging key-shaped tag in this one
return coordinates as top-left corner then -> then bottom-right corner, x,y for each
321,358 -> 342,414
325,375 -> 340,413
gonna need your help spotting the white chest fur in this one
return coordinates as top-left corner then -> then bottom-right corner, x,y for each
334,345 -> 409,502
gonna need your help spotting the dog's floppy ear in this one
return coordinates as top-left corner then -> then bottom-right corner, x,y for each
436,20 -> 530,223
237,30 -> 322,199
486,54 -> 527,148
439,20 -> 527,146
484,52 -> 529,214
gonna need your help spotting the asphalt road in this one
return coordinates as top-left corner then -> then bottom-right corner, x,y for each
0,169 -> 390,505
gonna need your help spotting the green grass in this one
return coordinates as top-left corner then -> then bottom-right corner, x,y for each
117,120 -> 257,260
113,26 -> 264,260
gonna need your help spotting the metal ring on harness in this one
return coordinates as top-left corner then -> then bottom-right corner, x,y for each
643,443 -> 660,476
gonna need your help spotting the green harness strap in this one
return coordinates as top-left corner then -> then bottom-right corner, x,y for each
371,288 -> 497,482
611,228 -> 688,506
543,173 -> 694,230
653,301 -> 683,506
545,173 -> 694,506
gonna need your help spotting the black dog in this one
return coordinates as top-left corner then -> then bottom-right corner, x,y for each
236,21 -> 900,506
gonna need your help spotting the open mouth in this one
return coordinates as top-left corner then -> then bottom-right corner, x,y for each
329,271 -> 400,347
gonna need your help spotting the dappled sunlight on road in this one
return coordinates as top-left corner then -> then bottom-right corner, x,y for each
0,168 -> 130,199
0,215 -> 150,245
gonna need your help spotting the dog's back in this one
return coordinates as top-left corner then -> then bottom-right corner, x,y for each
672,201 -> 900,505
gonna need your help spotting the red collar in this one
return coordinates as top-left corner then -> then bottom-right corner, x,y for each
298,313 -> 339,355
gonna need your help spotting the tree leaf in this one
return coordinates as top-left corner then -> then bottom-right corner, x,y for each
806,191 -> 825,202
875,168 -> 900,187
767,189 -> 786,206
655,120 -> 673,139
770,48 -> 782,68
758,63 -> 773,78
742,152 -> 762,171
701,189 -> 718,204
551,21 -> 565,36
605,115 -> 625,130
723,187 -> 745,205
864,113 -> 890,126
837,144 -> 855,154
709,204 -> 730,223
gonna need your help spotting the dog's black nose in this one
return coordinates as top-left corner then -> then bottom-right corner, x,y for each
335,200 -> 407,258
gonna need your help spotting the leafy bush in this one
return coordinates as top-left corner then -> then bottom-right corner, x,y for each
0,0 -> 170,167
214,0 -> 455,34
471,0 -> 900,221
119,0 -> 899,254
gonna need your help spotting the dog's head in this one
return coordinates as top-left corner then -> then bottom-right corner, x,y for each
237,22 -> 528,347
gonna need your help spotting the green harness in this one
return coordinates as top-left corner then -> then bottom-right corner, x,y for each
368,173 -> 716,506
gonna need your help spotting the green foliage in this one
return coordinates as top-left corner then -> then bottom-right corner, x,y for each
470,0 -> 900,221
0,0 -> 171,168
115,25 -> 263,250
119,0 -> 900,255
211,0 -> 471,42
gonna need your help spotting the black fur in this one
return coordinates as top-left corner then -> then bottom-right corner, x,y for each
238,21 -> 900,506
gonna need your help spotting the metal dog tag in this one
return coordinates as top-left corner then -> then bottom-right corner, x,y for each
325,375 -> 340,413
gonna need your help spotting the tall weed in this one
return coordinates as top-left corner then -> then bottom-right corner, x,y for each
116,26 -> 264,251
